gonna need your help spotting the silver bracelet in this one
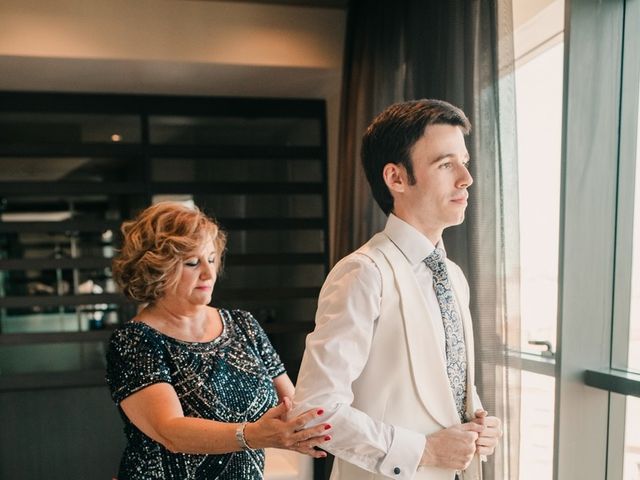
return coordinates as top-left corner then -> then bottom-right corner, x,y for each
235,422 -> 253,450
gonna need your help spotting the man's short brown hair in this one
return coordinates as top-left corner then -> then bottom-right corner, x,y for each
361,99 -> 471,215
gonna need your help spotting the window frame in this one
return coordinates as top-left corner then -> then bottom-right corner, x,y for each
610,0 -> 640,377
555,0 -> 640,479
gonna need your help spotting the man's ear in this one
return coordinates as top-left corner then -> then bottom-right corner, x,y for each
382,163 -> 406,194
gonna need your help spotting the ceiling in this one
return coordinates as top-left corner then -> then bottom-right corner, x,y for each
199,0 -> 348,8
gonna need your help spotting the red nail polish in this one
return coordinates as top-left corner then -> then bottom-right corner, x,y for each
324,435 -> 331,441
316,409 -> 324,415
324,424 -> 331,430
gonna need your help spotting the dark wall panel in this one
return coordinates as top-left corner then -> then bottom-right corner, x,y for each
0,386 -> 124,479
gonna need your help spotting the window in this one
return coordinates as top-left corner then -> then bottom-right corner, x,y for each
519,372 -> 555,480
624,396 -> 640,480
558,0 -> 640,478
515,40 -> 563,354
621,16 -> 640,480
0,93 -> 330,384
629,92 -> 640,374
512,1 -> 564,478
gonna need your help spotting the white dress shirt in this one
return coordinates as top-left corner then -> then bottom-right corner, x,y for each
291,214 -> 462,478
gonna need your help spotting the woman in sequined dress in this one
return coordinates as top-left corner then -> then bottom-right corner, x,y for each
106,202 -> 330,479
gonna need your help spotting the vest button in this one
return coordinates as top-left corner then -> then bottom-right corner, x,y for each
393,466 -> 401,474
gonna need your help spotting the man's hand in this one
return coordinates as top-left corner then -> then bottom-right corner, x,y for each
470,409 -> 502,457
420,422 -> 485,471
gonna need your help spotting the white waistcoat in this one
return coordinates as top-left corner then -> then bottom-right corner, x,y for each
330,233 -> 483,480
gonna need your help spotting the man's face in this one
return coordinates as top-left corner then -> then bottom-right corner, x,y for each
397,124 -> 473,234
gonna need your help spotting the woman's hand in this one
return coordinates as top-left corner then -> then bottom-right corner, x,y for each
243,397 -> 331,458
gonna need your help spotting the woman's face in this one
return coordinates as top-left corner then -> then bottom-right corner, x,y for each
169,237 -> 218,308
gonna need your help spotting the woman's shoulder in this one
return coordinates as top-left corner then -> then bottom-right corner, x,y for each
108,320 -> 165,351
220,309 -> 262,336
221,308 -> 252,320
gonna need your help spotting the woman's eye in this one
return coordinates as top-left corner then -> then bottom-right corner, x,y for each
185,260 -> 199,267
208,258 -> 215,264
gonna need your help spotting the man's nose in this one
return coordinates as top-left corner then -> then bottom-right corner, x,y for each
457,165 -> 473,189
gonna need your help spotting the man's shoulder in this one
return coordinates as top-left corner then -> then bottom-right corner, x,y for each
353,232 -> 391,259
327,233 -> 392,282
332,246 -> 378,271
326,233 -> 400,286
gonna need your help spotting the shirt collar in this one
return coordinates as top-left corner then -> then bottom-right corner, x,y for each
383,213 -> 446,265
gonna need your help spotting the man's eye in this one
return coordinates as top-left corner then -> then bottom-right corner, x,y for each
440,162 -> 452,169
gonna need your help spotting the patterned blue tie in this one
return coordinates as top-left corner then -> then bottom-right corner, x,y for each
424,248 -> 467,421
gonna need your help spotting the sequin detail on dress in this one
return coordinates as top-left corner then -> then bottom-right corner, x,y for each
106,309 -> 286,480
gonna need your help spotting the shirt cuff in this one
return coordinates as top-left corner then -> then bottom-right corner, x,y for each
378,425 -> 425,479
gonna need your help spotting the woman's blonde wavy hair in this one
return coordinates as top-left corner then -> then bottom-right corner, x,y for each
112,202 -> 226,304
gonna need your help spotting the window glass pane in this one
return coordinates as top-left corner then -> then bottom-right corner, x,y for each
152,158 -> 322,183
0,157 -> 145,183
225,298 -> 318,324
0,307 -> 124,334
1,263 -> 115,297
194,194 -> 323,219
149,116 -> 321,146
0,113 -> 141,144
0,193 -> 142,334
629,91 -> 640,373
0,341 -> 107,375
513,0 -> 561,471
624,396 -> 640,480
516,40 -> 564,353
1,231 -> 118,260
222,264 -> 325,289
519,371 -> 555,480
226,230 -> 324,254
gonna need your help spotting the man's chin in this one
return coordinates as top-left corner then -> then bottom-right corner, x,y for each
448,213 -> 466,227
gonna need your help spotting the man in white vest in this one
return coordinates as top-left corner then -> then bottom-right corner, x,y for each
291,99 -> 502,480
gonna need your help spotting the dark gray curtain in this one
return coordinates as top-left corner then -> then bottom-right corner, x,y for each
333,1 -> 520,478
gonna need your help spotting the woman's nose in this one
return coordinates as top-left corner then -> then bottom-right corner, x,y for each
200,263 -> 213,279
